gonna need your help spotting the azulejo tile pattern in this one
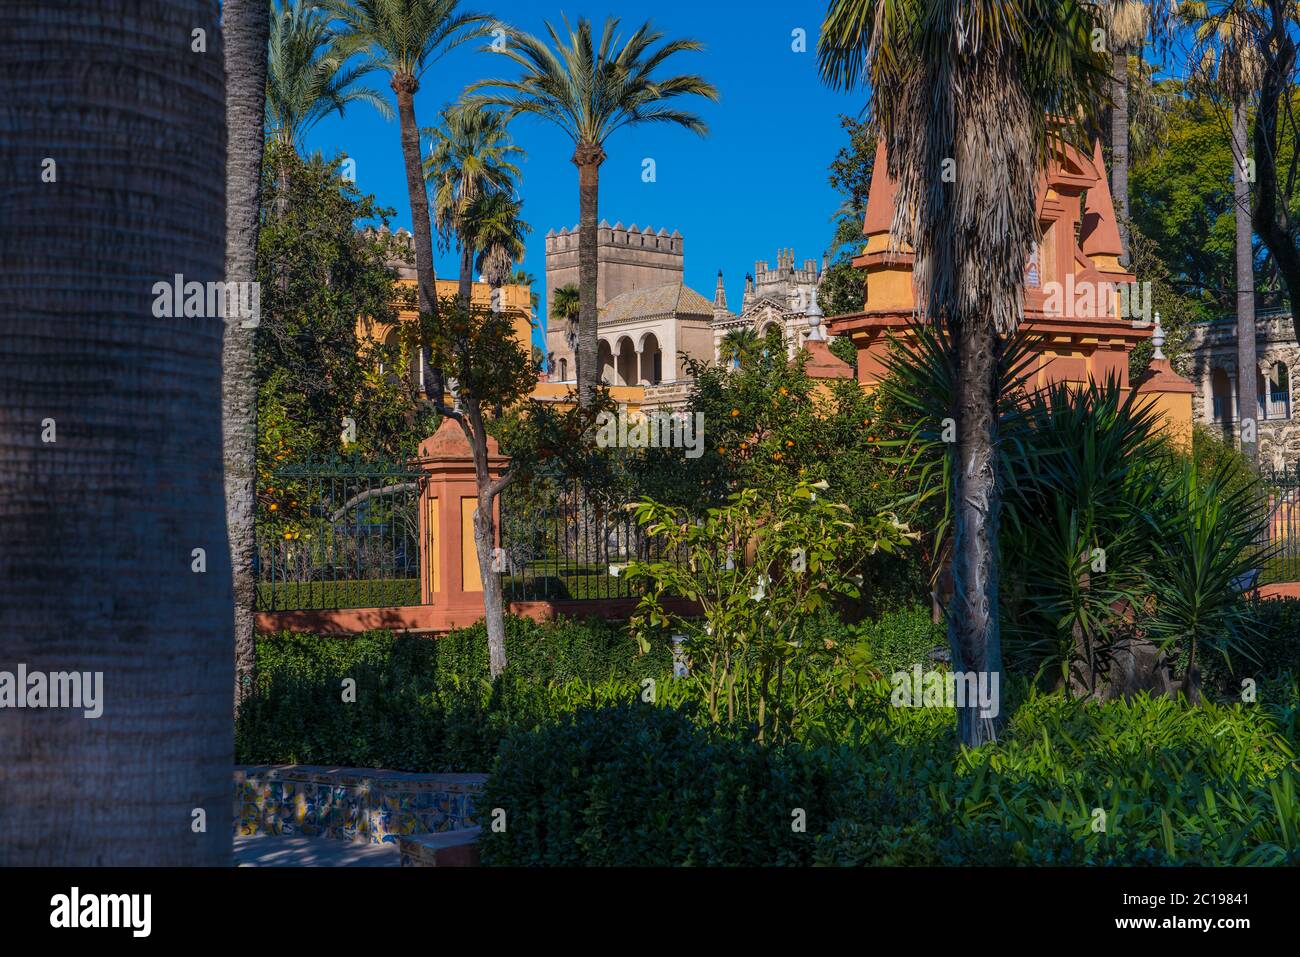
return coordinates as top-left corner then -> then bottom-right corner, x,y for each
235,765 -> 487,845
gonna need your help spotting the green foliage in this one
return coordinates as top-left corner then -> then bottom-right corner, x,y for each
256,144 -> 436,465
1000,376 -> 1170,686
819,114 -> 876,318
1142,459 -> 1271,685
1241,598 -> 1300,682
482,683 -> 1300,866
626,479 -> 917,740
881,328 -> 1271,690
235,617 -> 674,771
1129,93 -> 1300,320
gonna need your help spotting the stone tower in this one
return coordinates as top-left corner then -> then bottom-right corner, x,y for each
544,221 -> 684,311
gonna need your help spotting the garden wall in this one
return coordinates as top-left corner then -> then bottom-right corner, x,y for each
234,764 -> 486,845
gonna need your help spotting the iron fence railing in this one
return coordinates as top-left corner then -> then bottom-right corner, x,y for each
255,455 -> 425,611
1259,466 -> 1300,585
498,474 -> 682,603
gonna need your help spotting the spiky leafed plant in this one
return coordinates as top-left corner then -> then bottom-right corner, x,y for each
820,0 -> 1110,745
550,282 -> 581,380
1141,459 -> 1270,701
265,0 -> 392,154
326,0 -> 490,402
423,104 -> 523,303
1000,377 -> 1171,695
466,16 -> 718,409
1184,0 -> 1267,467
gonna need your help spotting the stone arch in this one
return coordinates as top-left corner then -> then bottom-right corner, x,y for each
1263,359 -> 1292,420
639,331 -> 663,385
1210,366 -> 1234,439
598,339 -> 615,384
615,335 -> 637,386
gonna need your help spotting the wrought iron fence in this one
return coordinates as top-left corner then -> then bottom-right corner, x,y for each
1259,465 -> 1300,585
499,473 -> 681,603
255,455 -> 425,611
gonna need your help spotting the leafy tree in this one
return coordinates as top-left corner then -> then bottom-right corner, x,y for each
430,294 -> 588,677
467,16 -> 718,409
627,479 -> 916,742
1130,94 -> 1237,315
820,115 -> 876,318
256,146 -> 435,464
1185,0 -> 1267,466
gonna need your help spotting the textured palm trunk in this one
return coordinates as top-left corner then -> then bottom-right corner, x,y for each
573,144 -> 606,409
459,239 -> 475,307
949,320 -> 1003,747
393,77 -> 441,402
1110,46 -> 1131,264
0,0 -> 231,864
1233,101 -> 1258,467
223,0 -> 268,714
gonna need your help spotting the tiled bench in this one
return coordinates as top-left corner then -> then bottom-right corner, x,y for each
235,765 -> 487,845
399,827 -> 482,866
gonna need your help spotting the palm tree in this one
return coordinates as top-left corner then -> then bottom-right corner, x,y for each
467,16 -> 718,409
720,327 -> 760,368
424,104 -> 523,303
265,0 -> 392,154
820,0 -> 1109,746
1185,0 -> 1265,467
225,0 -> 270,714
549,282 -> 581,381
1101,2 -> 1178,265
471,190 -> 531,291
1,0 -> 230,864
327,0 -> 490,402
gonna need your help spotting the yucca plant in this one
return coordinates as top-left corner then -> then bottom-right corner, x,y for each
1000,376 -> 1172,694
1141,459 -> 1272,701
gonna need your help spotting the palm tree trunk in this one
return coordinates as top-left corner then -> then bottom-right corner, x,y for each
573,144 -> 606,409
459,239 -> 475,307
950,319 -> 1003,747
224,0 -> 268,715
1110,45 -> 1131,265
1234,100 -> 1258,467
393,76 -> 441,402
0,0 -> 231,864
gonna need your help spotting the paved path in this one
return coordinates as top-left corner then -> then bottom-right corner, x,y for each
234,834 -> 400,867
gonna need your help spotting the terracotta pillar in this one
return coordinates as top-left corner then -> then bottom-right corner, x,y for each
416,419 -> 508,629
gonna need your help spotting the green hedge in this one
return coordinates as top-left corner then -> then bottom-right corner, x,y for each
236,616 -> 674,772
481,687 -> 1300,866
256,578 -> 421,611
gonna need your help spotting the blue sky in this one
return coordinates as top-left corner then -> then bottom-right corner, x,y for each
298,1 -> 866,348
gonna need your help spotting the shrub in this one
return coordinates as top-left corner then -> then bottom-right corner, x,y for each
235,616 -> 673,772
483,685 -> 1300,866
